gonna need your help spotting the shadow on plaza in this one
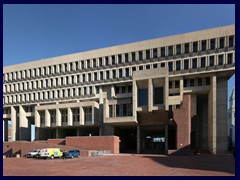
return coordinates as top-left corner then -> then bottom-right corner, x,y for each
141,146 -> 235,174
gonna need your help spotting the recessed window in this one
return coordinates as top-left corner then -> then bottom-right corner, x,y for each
118,55 -> 122,64
112,56 -> 116,65
202,40 -> 207,51
168,46 -> 173,56
220,37 -> 225,49
192,58 -> 197,69
176,61 -> 181,71
138,89 -> 148,106
184,59 -> 189,70
100,72 -> 103,80
153,48 -> 158,58
126,68 -> 129,77
146,64 -> 150,69
87,60 -> 90,68
132,52 -> 136,62
161,47 -> 165,57
153,64 -> 158,68
106,71 -> 110,79
218,55 -> 223,65
139,66 -> 143,70
205,77 -> 210,85
198,78 -> 202,86
146,50 -> 150,59
113,70 -> 116,78
228,53 -> 233,64
161,63 -> 165,68
119,69 -> 123,78
168,62 -> 173,71
154,87 -> 163,105
169,81 -> 172,89
185,43 -> 189,54
99,58 -> 103,66
190,79 -> 195,87
139,51 -> 143,61
176,44 -> 181,55
93,59 -> 96,67
128,85 -> 132,93
184,79 -> 188,87
125,53 -> 129,63
116,87 -> 119,94
175,81 -> 179,88
193,41 -> 198,52
105,57 -> 109,66
122,86 -> 126,93
210,39 -> 215,50
94,72 -> 97,81
201,57 -> 206,67
81,61 -> 85,69
229,36 -> 234,47
209,56 -> 215,66
132,67 -> 136,71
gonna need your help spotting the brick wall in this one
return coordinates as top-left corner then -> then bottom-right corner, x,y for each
173,94 -> 191,149
48,139 -> 65,145
65,136 -> 120,154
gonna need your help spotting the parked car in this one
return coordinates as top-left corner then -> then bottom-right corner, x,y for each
27,149 -> 41,158
65,149 -> 80,158
39,148 -> 63,159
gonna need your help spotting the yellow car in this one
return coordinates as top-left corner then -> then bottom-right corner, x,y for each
39,148 -> 63,159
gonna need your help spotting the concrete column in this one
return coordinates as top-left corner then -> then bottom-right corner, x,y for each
164,77 -> 169,110
180,77 -> 184,101
79,107 -> 84,125
56,108 -> 61,127
19,105 -> 31,140
45,109 -> 50,127
191,94 -> 197,117
165,124 -> 168,155
148,79 -> 153,112
132,80 -> 137,119
35,110 -> 40,128
208,75 -> 217,154
137,125 -> 141,153
111,85 -> 115,97
68,107 -> 73,126
11,106 -> 17,141
92,106 -> 95,124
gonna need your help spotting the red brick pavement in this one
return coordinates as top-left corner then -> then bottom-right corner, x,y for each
3,154 -> 235,176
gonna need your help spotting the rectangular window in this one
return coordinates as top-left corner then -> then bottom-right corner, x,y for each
146,50 -> 150,59
169,81 -> 172,89
99,58 -> 103,66
193,41 -> 198,52
126,68 -> 129,77
168,46 -> 173,56
154,87 -> 163,105
228,53 -> 233,64
176,44 -> 181,55
210,39 -> 215,50
125,53 -> 129,63
218,55 -> 223,65
205,77 -> 210,85
87,60 -> 90,68
81,61 -> 85,69
161,63 -> 165,68
132,52 -> 136,62
132,67 -> 136,71
113,70 -> 116,78
138,89 -> 148,106
184,59 -> 189,70
192,58 -> 197,69
139,51 -> 143,61
115,87 -> 119,94
201,57 -> 206,67
106,71 -> 110,79
118,54 -> 122,64
198,78 -> 202,86
88,73 -> 91,81
229,36 -> 234,47
176,61 -> 181,71
139,66 -> 143,70
119,69 -> 123,78
94,72 -> 97,81
153,63 -> 158,68
168,62 -> 173,71
100,72 -> 103,80
209,56 -> 214,66
93,59 -> 96,67
161,47 -> 165,57
220,37 -> 225,49
175,80 -> 179,88
202,40 -> 207,51
184,79 -> 188,87
128,85 -> 132,93
153,48 -> 158,58
112,56 -> 116,65
185,43 -> 189,54
122,86 -> 126,93
105,57 -> 109,66
146,64 -> 150,69
190,79 -> 195,87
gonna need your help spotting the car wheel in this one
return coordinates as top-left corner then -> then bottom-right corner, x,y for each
51,155 -> 54,159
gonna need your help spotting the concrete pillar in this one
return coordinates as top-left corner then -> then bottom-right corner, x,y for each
165,77 -> 169,110
19,105 -> 31,141
11,106 -> 17,141
208,75 -> 217,154
180,77 -> 184,101
148,79 -> 153,112
137,125 -> 141,153
111,85 -> 115,97
132,80 -> 137,119
45,109 -> 50,127
191,94 -> 197,117
92,106 -> 95,124
35,110 -> 40,128
56,108 -> 61,127
216,77 -> 228,153
67,108 -> 73,126
165,124 -> 168,155
79,107 -> 84,125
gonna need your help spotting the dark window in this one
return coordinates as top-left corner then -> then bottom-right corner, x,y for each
168,46 -> 173,56
184,59 -> 189,70
94,72 -> 97,81
118,54 -> 122,64
176,44 -> 181,55
87,60 -> 90,68
139,66 -> 143,70
210,39 -> 215,50
125,53 -> 129,63
146,50 -> 150,59
93,59 -> 96,67
205,77 -> 210,85
146,64 -> 150,69
218,55 -> 223,65
161,63 -> 165,68
161,47 -> 165,57
113,70 -> 116,78
201,57 -> 206,67
168,62 -> 173,71
106,71 -> 110,79
132,67 -> 136,71
184,79 -> 188,87
105,57 -> 109,66
122,86 -> 126,93
112,56 -> 116,65
126,68 -> 129,77
193,41 -> 198,52
138,89 -> 148,106
100,72 -> 103,80
119,69 -> 123,78
209,56 -> 215,66
95,86 -> 99,94
81,61 -> 85,69
153,64 -> 158,68
220,37 -> 225,49
99,58 -> 103,66
153,48 -> 158,58
229,36 -> 234,47
192,58 -> 197,69
132,52 -> 136,62
128,85 -> 132,93
169,81 -> 172,89
154,87 -> 163,104
198,78 -> 202,86
115,87 -> 119,94
190,79 -> 195,87
82,74 -> 85,83
202,40 -> 207,51
185,43 -> 189,54
176,61 -> 181,71
227,53 -> 233,64
139,51 -> 143,61
175,81 -> 179,88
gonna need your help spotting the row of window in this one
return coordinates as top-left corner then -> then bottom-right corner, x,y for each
109,103 -> 133,117
4,35 -> 235,82
169,77 -> 210,89
3,52 -> 234,94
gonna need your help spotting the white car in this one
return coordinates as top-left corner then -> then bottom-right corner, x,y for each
27,149 -> 41,158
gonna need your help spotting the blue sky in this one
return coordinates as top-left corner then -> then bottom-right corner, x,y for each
3,4 -> 235,140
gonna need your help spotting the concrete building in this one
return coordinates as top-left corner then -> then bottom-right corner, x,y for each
3,25 -> 235,154
228,88 -> 235,147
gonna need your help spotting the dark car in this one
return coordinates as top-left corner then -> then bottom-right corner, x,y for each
65,149 -> 80,158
